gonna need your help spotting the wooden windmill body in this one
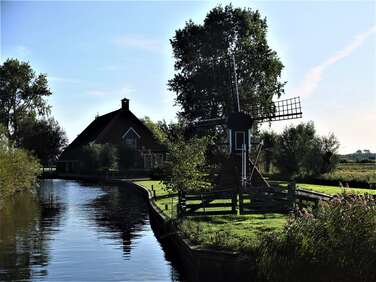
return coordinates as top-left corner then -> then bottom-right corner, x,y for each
193,55 -> 303,191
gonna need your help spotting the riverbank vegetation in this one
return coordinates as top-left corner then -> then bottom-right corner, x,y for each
257,194 -> 376,282
0,128 -> 40,201
135,180 -> 376,281
0,59 -> 67,200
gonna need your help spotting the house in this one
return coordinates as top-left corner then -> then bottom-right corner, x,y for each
57,98 -> 166,174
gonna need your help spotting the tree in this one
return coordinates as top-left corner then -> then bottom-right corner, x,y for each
0,124 -> 40,198
0,59 -> 51,144
99,143 -> 118,172
319,133 -> 340,174
169,5 -> 285,123
117,144 -> 140,172
273,122 -> 340,178
18,117 -> 68,165
141,116 -> 168,144
260,131 -> 278,174
162,136 -> 211,193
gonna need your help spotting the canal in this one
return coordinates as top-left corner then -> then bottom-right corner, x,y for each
0,179 -> 183,281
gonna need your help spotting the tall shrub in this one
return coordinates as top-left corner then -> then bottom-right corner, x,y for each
162,136 -> 211,193
0,128 -> 40,199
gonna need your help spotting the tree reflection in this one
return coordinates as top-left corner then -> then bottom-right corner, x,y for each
0,181 -> 64,281
87,185 -> 148,257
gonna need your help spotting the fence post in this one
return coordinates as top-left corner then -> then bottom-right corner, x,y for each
232,192 -> 237,214
177,191 -> 185,218
239,192 -> 244,214
288,182 -> 296,213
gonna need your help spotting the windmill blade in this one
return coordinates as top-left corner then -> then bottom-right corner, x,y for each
249,97 -> 303,122
191,117 -> 227,128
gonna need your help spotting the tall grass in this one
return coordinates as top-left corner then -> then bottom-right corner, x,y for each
321,162 -> 376,185
257,194 -> 376,282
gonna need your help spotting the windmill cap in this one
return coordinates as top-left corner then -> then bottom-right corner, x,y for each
228,112 -> 253,130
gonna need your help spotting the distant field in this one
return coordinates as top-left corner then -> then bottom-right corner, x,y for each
321,162 -> 376,185
297,183 -> 376,196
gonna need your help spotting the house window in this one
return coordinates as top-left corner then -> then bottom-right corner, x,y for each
235,131 -> 245,150
122,127 -> 140,149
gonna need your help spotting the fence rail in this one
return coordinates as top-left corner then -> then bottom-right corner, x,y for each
177,183 -> 333,217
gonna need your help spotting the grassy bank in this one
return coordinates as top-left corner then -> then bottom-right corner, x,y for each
133,180 -> 287,251
134,180 -> 376,281
134,180 -> 376,251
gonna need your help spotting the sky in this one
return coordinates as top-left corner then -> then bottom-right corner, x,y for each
1,0 -> 375,154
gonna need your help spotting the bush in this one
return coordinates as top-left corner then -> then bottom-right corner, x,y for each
117,144 -> 141,171
78,143 -> 118,174
257,194 -> 376,282
162,136 -> 211,193
0,133 -> 40,199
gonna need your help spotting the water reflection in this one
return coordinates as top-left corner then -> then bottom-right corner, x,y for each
86,186 -> 149,257
0,185 -> 64,281
0,179 -> 182,281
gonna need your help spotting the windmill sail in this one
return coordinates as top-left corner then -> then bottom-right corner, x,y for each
248,97 -> 302,122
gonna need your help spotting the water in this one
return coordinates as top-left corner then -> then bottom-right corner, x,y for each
0,179 -> 182,281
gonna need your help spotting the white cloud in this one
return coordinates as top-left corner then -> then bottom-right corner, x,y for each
113,36 -> 161,52
292,25 -> 376,98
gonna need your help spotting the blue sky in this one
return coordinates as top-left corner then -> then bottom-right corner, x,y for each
1,0 -> 375,153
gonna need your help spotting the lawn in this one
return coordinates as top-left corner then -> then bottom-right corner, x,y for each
133,180 -> 287,251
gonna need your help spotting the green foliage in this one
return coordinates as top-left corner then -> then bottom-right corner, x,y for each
18,117 -> 67,165
0,59 -> 51,143
99,143 -> 118,171
271,122 -> 340,178
169,5 -> 285,123
0,127 -> 41,199
162,136 -> 211,193
257,194 -> 376,282
141,116 -> 168,144
117,144 -> 140,171
78,143 -> 118,173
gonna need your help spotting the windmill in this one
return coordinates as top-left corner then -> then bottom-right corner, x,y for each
192,53 -> 303,191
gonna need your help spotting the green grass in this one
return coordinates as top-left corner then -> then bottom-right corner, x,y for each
297,183 -> 376,196
321,162 -> 376,184
132,180 -> 287,251
179,213 -> 286,252
133,180 -> 178,218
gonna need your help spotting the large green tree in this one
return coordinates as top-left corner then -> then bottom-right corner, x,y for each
169,5 -> 285,122
273,122 -> 340,178
18,117 -> 68,165
0,59 -> 51,143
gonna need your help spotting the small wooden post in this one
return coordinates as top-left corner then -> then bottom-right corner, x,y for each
239,192 -> 244,214
232,192 -> 237,214
153,190 -> 156,199
288,182 -> 296,213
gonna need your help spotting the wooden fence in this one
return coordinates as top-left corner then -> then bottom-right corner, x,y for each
177,183 -> 333,217
178,189 -> 237,217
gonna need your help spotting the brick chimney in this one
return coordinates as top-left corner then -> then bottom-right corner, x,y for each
121,98 -> 129,111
